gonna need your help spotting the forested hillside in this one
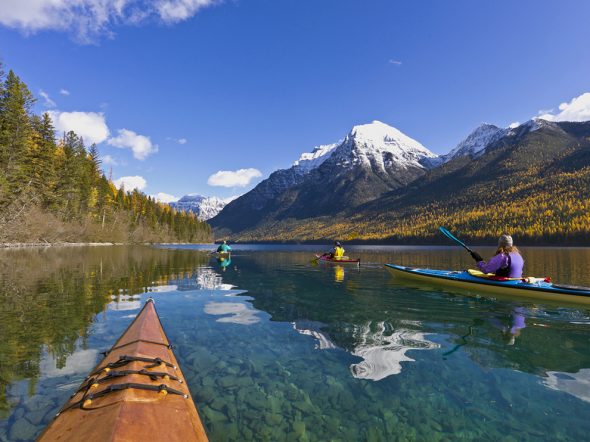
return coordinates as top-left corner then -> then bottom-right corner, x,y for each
0,64 -> 211,243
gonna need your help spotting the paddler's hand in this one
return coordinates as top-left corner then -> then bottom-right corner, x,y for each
470,251 -> 483,263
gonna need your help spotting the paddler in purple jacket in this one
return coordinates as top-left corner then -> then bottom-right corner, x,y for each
470,234 -> 524,278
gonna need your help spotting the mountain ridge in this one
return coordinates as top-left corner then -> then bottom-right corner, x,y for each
211,119 -> 590,244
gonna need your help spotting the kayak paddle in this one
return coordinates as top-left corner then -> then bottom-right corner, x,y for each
439,227 -> 474,254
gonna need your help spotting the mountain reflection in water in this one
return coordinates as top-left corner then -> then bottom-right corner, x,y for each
348,322 -> 439,381
292,320 -> 439,380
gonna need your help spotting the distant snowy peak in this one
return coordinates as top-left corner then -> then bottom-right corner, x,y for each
443,123 -> 507,162
443,119 -> 566,163
292,143 -> 339,173
333,120 -> 438,170
171,194 -> 236,220
509,117 -> 556,135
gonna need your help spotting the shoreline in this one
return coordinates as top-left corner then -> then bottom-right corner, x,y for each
0,242 -> 125,249
3,241 -> 590,249
0,242 -> 215,249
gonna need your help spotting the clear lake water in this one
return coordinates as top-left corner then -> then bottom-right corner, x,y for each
0,244 -> 589,441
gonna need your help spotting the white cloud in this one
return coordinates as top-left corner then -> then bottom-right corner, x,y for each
156,0 -> 218,23
101,154 -> 118,166
39,90 -> 56,107
59,89 -> 70,96
0,0 -> 220,43
389,59 -> 402,66
152,192 -> 179,203
207,168 -> 262,188
167,136 -> 188,145
113,175 -> 147,191
48,110 -> 110,145
108,129 -> 158,160
508,121 -> 520,129
538,93 -> 590,122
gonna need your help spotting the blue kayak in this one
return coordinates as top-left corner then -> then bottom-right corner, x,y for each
385,264 -> 590,305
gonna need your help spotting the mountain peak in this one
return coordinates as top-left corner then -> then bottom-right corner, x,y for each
349,120 -> 435,155
334,120 -> 437,170
350,120 -> 417,145
506,118 -> 562,138
443,123 -> 506,162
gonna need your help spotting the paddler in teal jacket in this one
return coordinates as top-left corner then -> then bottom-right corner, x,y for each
217,240 -> 232,253
471,234 -> 524,278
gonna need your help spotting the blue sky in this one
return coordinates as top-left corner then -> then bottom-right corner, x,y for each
1,0 -> 589,200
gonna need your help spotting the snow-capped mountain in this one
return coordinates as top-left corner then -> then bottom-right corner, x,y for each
287,119 -> 438,175
330,120 -> 438,171
442,123 -> 507,162
211,121 -> 437,231
170,194 -> 236,220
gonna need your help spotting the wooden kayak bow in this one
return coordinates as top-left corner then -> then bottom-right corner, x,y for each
38,298 -> 208,442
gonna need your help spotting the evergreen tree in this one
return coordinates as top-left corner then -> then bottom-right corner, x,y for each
28,113 -> 57,205
0,70 -> 35,201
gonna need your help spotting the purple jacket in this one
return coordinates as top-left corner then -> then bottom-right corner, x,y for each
477,252 -> 524,278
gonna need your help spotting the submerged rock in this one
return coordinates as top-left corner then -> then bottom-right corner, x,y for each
24,395 -> 53,413
203,406 -> 228,424
9,417 -> 39,441
26,408 -> 49,426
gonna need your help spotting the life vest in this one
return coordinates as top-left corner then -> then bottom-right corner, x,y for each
495,253 -> 511,277
334,246 -> 345,258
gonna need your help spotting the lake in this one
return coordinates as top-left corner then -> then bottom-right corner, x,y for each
0,244 -> 589,441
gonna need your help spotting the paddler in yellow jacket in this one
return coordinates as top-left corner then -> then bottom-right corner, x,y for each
320,241 -> 345,259
331,241 -> 345,259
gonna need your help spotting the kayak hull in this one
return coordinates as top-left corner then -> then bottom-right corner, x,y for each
315,254 -> 360,264
38,299 -> 208,442
386,264 -> 590,305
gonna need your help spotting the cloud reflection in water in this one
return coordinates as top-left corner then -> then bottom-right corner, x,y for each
204,302 -> 261,325
543,369 -> 590,403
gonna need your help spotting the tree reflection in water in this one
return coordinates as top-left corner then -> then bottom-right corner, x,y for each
0,245 -> 208,417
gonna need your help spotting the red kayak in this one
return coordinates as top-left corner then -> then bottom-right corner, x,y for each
315,254 -> 360,264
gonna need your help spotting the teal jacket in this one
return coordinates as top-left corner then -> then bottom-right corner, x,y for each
217,244 -> 232,252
